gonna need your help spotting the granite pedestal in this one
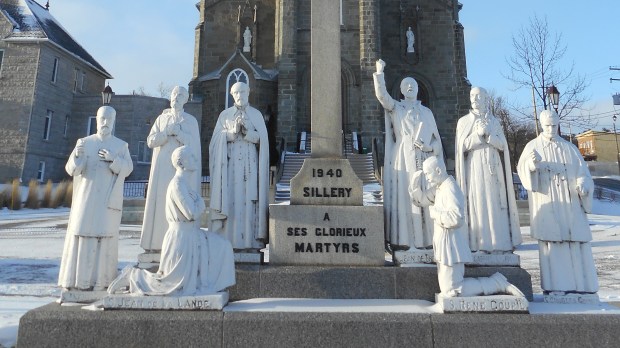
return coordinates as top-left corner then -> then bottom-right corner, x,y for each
18,302 -> 620,347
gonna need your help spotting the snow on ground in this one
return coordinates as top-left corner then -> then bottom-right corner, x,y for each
0,198 -> 619,347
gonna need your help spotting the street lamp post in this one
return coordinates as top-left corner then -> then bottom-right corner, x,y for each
613,114 -> 620,175
102,83 -> 114,105
546,84 -> 561,135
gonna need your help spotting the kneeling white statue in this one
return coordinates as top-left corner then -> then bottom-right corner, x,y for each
410,157 -> 527,312
107,146 -> 235,307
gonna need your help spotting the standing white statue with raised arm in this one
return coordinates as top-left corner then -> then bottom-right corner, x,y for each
209,82 -> 269,253
517,110 -> 599,299
108,146 -> 235,296
410,157 -> 523,298
58,106 -> 133,298
140,86 -> 201,263
373,58 -> 443,251
243,26 -> 252,52
455,87 -> 521,258
406,27 -> 415,53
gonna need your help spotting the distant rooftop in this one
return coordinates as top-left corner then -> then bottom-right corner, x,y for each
0,0 -> 112,78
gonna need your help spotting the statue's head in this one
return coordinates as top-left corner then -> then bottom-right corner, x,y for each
400,77 -> 418,100
170,86 -> 189,109
470,87 -> 489,113
540,110 -> 560,141
231,82 -> 250,107
171,145 -> 197,172
96,106 -> 116,137
422,156 -> 447,189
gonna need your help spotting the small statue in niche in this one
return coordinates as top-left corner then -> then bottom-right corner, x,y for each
406,26 -> 415,53
243,26 -> 252,52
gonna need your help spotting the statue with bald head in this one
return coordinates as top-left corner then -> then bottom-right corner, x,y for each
373,59 -> 443,251
517,110 -> 599,297
59,106 -> 133,297
209,82 -> 270,254
140,86 -> 202,263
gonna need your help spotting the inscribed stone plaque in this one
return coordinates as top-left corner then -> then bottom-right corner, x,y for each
290,158 -> 363,206
436,294 -> 529,313
102,292 -> 229,310
269,204 -> 384,266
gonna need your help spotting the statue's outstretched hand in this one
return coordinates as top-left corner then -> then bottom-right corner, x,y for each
376,59 -> 386,74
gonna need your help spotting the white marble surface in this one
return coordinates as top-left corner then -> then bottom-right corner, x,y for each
102,292 -> 229,310
60,290 -> 108,304
436,294 -> 529,313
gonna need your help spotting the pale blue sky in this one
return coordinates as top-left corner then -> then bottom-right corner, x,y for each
48,0 -> 620,131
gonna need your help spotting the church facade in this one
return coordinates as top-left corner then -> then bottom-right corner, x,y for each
190,0 -> 470,171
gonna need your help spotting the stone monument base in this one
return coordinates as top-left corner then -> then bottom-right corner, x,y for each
59,289 -> 107,304
543,292 -> 599,305
102,292 -> 229,310
468,252 -> 520,266
234,252 -> 264,264
229,264 -> 533,302
18,302 -> 620,347
394,249 -> 435,265
435,294 -> 529,313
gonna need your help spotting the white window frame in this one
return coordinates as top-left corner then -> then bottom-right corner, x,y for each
43,110 -> 52,140
37,161 -> 46,182
0,50 -> 4,77
73,68 -> 79,93
87,116 -> 97,136
80,71 -> 86,92
51,57 -> 59,83
63,115 -> 70,138
225,68 -> 249,108
137,141 -> 152,164
340,0 -> 344,25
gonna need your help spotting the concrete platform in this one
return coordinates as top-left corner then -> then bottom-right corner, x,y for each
17,302 -> 620,347
229,264 -> 533,302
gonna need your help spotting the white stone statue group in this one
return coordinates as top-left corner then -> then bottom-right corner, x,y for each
374,59 -> 599,301
59,82 -> 269,306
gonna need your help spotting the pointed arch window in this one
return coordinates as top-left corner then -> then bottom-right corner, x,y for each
226,69 -> 249,108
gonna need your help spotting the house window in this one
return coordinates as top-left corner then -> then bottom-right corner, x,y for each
51,57 -> 59,83
73,68 -> 79,92
137,141 -> 152,164
225,68 -> 249,108
80,71 -> 86,91
37,161 -> 45,182
63,115 -> 70,137
0,50 -> 4,75
43,110 -> 52,140
87,116 -> 97,135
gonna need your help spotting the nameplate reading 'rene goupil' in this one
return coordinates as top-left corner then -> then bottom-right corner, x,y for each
290,158 -> 363,206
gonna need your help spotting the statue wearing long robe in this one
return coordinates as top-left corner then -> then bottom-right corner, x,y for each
140,109 -> 201,253
455,110 -> 521,252
373,71 -> 443,250
59,135 -> 132,290
209,104 -> 269,250
517,135 -> 599,294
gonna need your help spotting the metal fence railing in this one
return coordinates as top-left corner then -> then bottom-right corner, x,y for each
124,179 -> 210,198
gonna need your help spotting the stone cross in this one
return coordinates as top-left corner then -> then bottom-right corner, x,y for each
311,0 -> 342,158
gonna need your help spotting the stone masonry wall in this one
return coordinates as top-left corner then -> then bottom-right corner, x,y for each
22,43 -> 107,182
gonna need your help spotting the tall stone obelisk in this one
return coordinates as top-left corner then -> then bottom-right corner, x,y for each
268,0 -> 384,266
310,0 -> 342,157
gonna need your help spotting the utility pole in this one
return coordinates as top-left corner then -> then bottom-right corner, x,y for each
610,66 -> 620,83
532,86 -> 539,135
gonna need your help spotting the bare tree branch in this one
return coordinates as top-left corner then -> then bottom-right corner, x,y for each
504,15 -> 591,129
